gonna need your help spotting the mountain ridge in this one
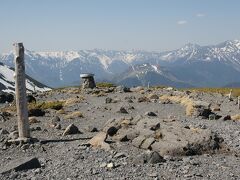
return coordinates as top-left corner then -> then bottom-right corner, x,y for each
1,40 -> 240,87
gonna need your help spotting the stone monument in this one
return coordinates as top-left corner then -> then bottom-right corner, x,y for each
80,73 -> 96,89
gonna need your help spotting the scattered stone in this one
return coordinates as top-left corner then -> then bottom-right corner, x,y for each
87,126 -> 99,132
21,144 -> 30,150
114,152 -> 127,159
193,101 -> 210,108
116,128 -> 139,142
147,151 -> 166,164
160,99 -> 171,104
0,92 -> 14,103
27,95 -> 36,103
107,126 -> 118,137
87,132 -> 111,150
208,114 -> 216,120
132,136 -> 146,148
51,116 -> 61,124
194,108 -> 212,119
62,124 -> 82,136
137,96 -> 150,103
105,97 -> 112,104
0,129 -> 9,136
126,99 -> 133,103
141,137 -> 155,149
145,111 -> 157,117
211,104 -> 221,111
115,86 -> 131,93
8,131 -> 19,140
100,162 -> 107,168
131,115 -> 143,125
118,107 -> 128,114
150,123 -> 160,131
221,115 -> 231,121
31,126 -> 42,131
107,162 -> 115,169
133,151 -> 165,165
130,86 -> 144,92
148,94 -> 159,100
0,157 -> 41,174
147,172 -> 158,177
29,117 -> 40,124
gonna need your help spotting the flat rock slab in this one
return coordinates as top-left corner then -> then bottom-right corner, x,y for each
0,157 -> 41,174
104,117 -> 223,156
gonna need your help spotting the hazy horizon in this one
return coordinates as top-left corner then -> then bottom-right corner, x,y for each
1,0 -> 240,53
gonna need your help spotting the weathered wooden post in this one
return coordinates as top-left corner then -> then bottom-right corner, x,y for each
14,43 -> 30,140
238,96 -> 240,109
228,89 -> 232,100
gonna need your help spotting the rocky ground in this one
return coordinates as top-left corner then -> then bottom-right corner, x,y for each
0,86 -> 239,180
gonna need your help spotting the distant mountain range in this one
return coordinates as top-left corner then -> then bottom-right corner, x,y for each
0,62 -> 50,93
1,40 -> 240,88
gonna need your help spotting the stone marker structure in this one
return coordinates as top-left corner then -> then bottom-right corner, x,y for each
14,43 -> 30,140
80,73 -> 96,89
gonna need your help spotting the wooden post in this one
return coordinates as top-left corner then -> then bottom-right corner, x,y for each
238,96 -> 240,109
228,89 -> 232,100
14,43 -> 30,139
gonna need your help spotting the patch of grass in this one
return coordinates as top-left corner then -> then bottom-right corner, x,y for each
28,101 -> 64,110
64,111 -> 84,119
64,97 -> 85,106
96,82 -> 116,88
152,85 -> 167,90
180,88 -> 240,97
231,114 -> 240,121
56,109 -> 66,115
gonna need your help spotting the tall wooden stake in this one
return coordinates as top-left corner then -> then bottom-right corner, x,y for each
14,43 -> 30,139
229,89 -> 232,100
238,96 -> 240,109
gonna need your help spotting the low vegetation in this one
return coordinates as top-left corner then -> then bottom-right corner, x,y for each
231,114 -> 240,121
64,111 -> 84,119
28,101 -> 64,111
64,97 -> 85,106
96,82 -> 116,88
181,88 -> 240,97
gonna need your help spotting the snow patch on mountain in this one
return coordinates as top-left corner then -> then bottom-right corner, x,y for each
0,63 -> 51,93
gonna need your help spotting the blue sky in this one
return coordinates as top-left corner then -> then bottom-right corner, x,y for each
0,0 -> 240,53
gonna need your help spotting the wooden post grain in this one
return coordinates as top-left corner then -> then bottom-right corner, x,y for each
14,43 -> 30,139
238,96 -> 240,109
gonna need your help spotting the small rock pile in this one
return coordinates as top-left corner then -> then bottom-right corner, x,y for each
89,115 -> 224,156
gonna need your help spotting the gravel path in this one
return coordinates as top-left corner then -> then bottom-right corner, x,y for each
0,87 -> 239,180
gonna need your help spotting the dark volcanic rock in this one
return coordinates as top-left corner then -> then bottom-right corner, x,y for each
28,108 -> 45,117
62,124 -> 82,136
27,95 -> 36,103
0,92 -> 14,103
145,111 -> 157,117
0,157 -> 41,174
107,126 -> 118,137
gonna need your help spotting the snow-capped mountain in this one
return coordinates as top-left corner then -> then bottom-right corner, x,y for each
0,62 -> 50,93
160,40 -> 240,68
0,49 -> 164,87
1,40 -> 240,87
113,63 -> 192,88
